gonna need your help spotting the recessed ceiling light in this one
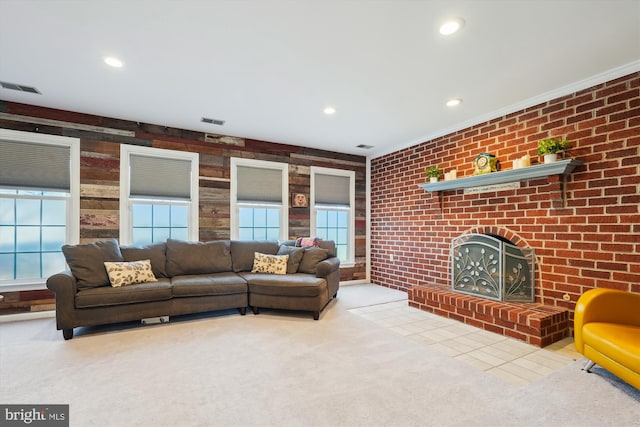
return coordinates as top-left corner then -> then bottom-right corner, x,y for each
439,18 -> 465,35
446,98 -> 463,107
323,107 -> 336,115
104,57 -> 123,68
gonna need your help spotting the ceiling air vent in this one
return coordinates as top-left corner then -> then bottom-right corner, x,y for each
201,117 -> 225,126
356,144 -> 374,149
0,81 -> 41,94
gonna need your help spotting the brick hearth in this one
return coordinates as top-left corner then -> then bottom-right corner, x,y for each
408,285 -> 569,347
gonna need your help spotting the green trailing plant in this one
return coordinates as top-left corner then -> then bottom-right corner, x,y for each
425,166 -> 441,178
537,137 -> 570,156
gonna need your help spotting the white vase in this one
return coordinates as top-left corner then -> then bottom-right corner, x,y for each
543,153 -> 558,164
430,177 -> 438,183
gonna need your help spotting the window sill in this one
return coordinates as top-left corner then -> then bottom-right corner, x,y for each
0,281 -> 48,292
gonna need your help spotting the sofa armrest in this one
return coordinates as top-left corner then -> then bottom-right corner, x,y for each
47,270 -> 77,295
574,288 -> 640,353
316,257 -> 340,278
46,270 -> 78,330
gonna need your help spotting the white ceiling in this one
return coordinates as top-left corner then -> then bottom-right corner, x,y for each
1,1 -> 639,158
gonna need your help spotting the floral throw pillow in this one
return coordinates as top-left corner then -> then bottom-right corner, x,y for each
251,252 -> 289,275
104,259 -> 158,287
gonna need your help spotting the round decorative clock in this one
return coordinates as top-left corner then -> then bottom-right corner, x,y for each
473,153 -> 498,175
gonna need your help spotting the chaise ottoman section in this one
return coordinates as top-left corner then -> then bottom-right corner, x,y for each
242,272 -> 329,320
244,273 -> 327,297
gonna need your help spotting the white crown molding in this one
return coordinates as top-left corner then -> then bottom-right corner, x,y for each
371,60 -> 640,160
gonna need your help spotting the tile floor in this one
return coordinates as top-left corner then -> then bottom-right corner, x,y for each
349,300 -> 581,387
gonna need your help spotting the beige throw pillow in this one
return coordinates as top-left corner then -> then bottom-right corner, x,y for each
251,252 -> 289,275
104,259 -> 158,287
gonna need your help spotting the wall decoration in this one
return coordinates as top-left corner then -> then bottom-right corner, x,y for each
473,152 -> 498,175
292,193 -> 308,207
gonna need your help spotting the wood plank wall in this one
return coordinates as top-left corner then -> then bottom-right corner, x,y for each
0,101 -> 367,311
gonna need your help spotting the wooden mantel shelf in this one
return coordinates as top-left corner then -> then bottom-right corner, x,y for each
419,159 -> 583,193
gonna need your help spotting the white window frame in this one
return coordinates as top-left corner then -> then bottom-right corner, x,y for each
119,145 -> 199,245
0,129 -> 80,291
310,166 -> 355,266
230,157 -> 289,241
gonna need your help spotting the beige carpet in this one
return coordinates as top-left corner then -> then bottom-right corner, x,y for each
1,284 -> 638,427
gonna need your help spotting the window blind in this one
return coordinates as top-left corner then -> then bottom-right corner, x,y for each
130,154 -> 192,199
0,139 -> 71,191
315,174 -> 350,206
237,166 -> 283,203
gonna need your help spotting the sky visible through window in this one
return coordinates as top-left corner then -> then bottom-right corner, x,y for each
238,206 -> 280,240
316,208 -> 348,260
131,202 -> 188,245
0,190 -> 67,281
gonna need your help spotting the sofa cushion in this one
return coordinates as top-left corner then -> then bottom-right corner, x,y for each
583,322 -> 640,368
62,239 -> 124,290
230,240 -> 279,272
104,259 -> 158,287
166,239 -> 232,276
251,253 -> 288,275
242,273 -> 327,297
120,242 -> 168,278
75,278 -> 172,308
316,240 -> 337,257
283,239 -> 336,257
297,247 -> 329,274
171,272 -> 248,297
277,245 -> 304,274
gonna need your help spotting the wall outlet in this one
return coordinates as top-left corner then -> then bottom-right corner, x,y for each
389,254 -> 394,261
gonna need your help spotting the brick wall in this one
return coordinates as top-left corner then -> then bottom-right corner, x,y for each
370,72 -> 640,323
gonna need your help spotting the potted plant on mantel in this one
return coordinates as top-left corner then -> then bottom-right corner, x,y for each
537,137 -> 570,164
425,166 -> 442,183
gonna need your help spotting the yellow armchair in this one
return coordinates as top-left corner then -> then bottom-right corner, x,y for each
574,288 -> 640,389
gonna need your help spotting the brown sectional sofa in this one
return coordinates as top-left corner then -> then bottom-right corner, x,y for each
46,238 -> 340,340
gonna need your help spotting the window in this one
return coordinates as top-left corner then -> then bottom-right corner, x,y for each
0,129 -> 80,289
311,167 -> 355,265
238,206 -> 281,240
316,208 -> 349,258
130,202 -> 189,245
120,145 -> 199,245
231,158 -> 288,241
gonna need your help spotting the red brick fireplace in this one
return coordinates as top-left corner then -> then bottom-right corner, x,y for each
370,72 -> 640,346
410,225 -> 569,347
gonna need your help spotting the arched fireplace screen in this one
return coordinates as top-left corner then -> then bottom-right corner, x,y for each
451,233 -> 535,302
